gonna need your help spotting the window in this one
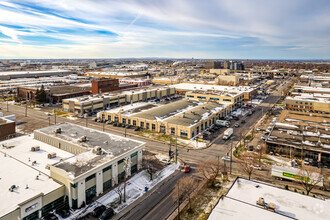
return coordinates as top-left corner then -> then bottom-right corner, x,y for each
122,118 -> 126,124
118,159 -> 125,165
71,183 -> 78,188
128,119 -> 131,124
140,122 -> 144,128
223,99 -> 232,102
152,124 -> 156,131
133,120 -> 136,126
146,123 -> 150,129
171,127 -> 175,135
210,97 -> 219,101
187,95 -> 194,98
85,174 -> 96,182
103,179 -> 112,190
103,165 -> 112,173
180,130 -> 188,138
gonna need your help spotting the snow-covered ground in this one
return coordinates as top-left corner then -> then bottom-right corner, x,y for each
267,155 -> 292,167
231,108 -> 249,117
66,115 -> 78,120
66,162 -> 180,219
178,138 -> 207,149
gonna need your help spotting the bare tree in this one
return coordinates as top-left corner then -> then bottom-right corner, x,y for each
239,153 -> 258,180
298,165 -> 323,196
197,159 -> 223,187
114,183 -> 124,204
256,144 -> 266,163
143,158 -> 164,181
173,176 -> 199,212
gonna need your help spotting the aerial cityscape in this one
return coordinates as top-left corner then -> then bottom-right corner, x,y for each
0,1 -> 329,220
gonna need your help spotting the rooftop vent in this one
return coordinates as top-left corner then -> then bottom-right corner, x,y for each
48,153 -> 56,159
54,128 -> 61,134
93,146 -> 103,155
31,146 -> 40,152
79,136 -> 87,142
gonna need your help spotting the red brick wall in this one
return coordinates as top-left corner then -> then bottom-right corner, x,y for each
91,79 -> 119,94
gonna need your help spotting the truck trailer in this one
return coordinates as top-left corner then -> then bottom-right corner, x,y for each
223,128 -> 233,140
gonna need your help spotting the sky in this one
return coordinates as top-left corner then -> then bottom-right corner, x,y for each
0,0 -> 329,59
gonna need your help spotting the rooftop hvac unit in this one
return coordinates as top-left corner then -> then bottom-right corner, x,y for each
45,164 -> 50,170
54,128 -> 61,134
48,152 -> 56,159
93,146 -> 103,155
31,146 -> 40,152
79,136 -> 87,142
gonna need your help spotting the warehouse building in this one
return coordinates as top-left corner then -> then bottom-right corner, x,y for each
265,110 -> 330,165
171,83 -> 257,101
0,117 -> 15,140
0,123 -> 145,219
0,70 -> 73,80
99,99 -> 230,139
62,86 -> 175,114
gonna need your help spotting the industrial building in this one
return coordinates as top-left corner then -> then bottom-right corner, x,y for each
86,71 -> 148,78
0,123 -> 145,219
99,99 -> 230,139
285,94 -> 330,114
62,86 -> 175,114
0,70 -> 73,80
209,177 -> 330,220
265,110 -> 330,164
171,83 -> 257,101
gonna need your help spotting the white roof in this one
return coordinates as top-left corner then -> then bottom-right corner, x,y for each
103,102 -> 155,115
0,152 -> 62,217
286,94 -> 330,104
294,86 -> 330,93
0,134 -> 74,175
208,197 -> 289,220
216,178 -> 330,220
170,83 -> 256,93
0,70 -> 71,76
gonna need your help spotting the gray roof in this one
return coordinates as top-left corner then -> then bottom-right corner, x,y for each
132,99 -> 200,120
165,102 -> 226,126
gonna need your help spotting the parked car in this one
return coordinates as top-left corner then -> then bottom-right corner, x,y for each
241,120 -> 246,124
184,165 -> 191,173
248,145 -> 254,151
134,127 -> 140,131
304,158 -> 310,165
93,205 -> 107,218
222,156 -> 231,161
113,122 -> 118,127
106,121 -> 113,124
42,213 -> 58,220
98,208 -> 115,220
56,209 -> 70,218
234,123 -> 240,128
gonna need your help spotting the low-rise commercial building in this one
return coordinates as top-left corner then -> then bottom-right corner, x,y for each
0,122 -> 145,219
185,89 -> 244,109
209,177 -> 330,220
0,70 -> 73,80
171,83 -> 257,101
266,110 -> 330,164
86,71 -> 147,78
285,94 -> 330,114
99,99 -> 230,139
91,78 -> 119,94
62,86 -> 175,114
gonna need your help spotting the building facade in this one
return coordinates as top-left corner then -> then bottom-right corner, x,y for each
91,78 -> 119,94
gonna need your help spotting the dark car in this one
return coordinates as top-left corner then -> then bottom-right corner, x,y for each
134,127 -> 140,131
42,213 -> 58,220
93,205 -> 107,218
99,208 -> 115,220
56,209 -> 70,218
241,120 -> 246,124
248,145 -> 254,151
113,122 -> 118,127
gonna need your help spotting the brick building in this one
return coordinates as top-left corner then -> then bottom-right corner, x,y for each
91,78 -> 119,94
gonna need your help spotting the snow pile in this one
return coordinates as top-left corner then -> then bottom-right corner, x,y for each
178,138 -> 207,149
275,122 -> 298,129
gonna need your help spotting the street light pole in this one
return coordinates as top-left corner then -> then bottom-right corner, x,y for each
25,102 -> 27,117
6,100 -> 8,112
53,108 -> 57,125
48,117 -> 51,126
175,136 -> 178,164
230,142 -> 233,175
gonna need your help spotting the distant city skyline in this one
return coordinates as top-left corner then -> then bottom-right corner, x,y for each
0,0 -> 329,59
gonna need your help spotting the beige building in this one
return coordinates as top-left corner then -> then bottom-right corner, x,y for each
209,69 -> 232,75
99,99 -> 230,139
285,94 -> 330,113
0,123 -> 145,219
215,75 -> 240,86
63,86 -> 175,114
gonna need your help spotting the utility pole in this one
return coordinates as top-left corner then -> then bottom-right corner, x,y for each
25,102 -> 27,117
53,108 -> 57,125
102,121 -> 105,131
124,125 -> 127,137
86,117 -> 88,127
169,134 -> 172,160
230,142 -> 233,175
48,117 -> 51,126
6,100 -> 8,112
175,136 -> 178,164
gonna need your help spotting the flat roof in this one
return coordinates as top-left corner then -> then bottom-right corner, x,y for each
0,134 -> 74,175
286,94 -> 330,104
132,99 -> 201,121
0,117 -> 14,125
0,70 -> 71,76
170,83 -> 256,93
165,102 -> 227,127
209,178 -> 330,220
36,123 -> 145,177
103,102 -> 157,115
266,110 -> 330,152
0,152 -> 62,217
